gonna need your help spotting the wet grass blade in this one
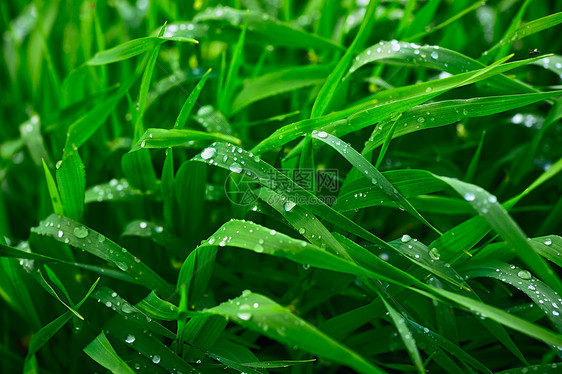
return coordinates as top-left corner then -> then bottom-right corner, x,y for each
174,68 -> 212,129
83,332 -> 135,374
311,131 -> 439,233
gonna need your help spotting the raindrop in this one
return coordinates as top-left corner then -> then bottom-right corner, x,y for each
284,200 -> 296,212
487,195 -> 497,203
429,247 -> 440,260
544,238 -> 552,246
125,334 -> 135,343
417,117 -> 425,123
401,234 -> 411,242
139,222 -> 147,229
73,226 -> 89,238
57,230 -> 64,238
464,192 -> 476,201
152,355 -> 161,364
201,147 -> 216,160
517,270 -> 532,280
430,51 -> 438,59
317,131 -> 328,138
462,109 -> 469,115
121,303 -> 135,313
229,163 -> 242,173
298,228 -> 306,235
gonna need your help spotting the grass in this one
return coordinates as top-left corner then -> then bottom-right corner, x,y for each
1,0 -> 562,373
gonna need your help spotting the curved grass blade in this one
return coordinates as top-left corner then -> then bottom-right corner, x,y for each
105,317 -> 200,374
348,40 -> 535,93
93,287 -> 175,338
253,55 -> 548,154
484,12 -> 562,58
193,6 -> 341,51
363,91 -> 562,153
203,290 -> 385,374
437,176 -> 562,295
31,214 -> 173,295
56,147 -> 85,221
42,159 -> 63,215
335,169 -> 447,212
132,128 -> 241,152
174,68 -> 212,129
26,278 -> 99,362
192,142 -> 384,246
135,291 -> 178,321
84,332 -> 135,374
86,36 -> 197,65
460,261 -> 562,332
528,236 -> 562,268
85,179 -> 141,203
380,297 -> 424,373
311,131 -> 439,233
232,64 -> 332,114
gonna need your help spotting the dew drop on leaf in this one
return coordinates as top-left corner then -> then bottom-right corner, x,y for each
429,247 -> 440,260
464,192 -> 476,201
517,270 -> 532,280
401,234 -> 411,242
73,226 -> 89,238
201,147 -> 216,160
229,162 -> 242,173
544,238 -> 552,246
151,355 -> 161,364
125,334 -> 135,343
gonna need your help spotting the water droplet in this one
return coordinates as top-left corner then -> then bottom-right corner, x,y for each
121,303 -> 135,313
116,262 -> 128,271
284,200 -> 296,212
487,195 -> 497,203
425,87 -> 433,92
201,147 -> 216,160
298,228 -> 306,235
56,160 -> 63,169
229,162 -> 242,173
553,310 -> 560,316
517,270 -> 532,280
57,230 -> 64,238
431,51 -> 438,59
73,226 -> 89,239
391,43 -> 400,51
270,230 -> 276,235
417,117 -> 425,123
544,238 -> 552,246
152,355 -> 161,364
401,234 -> 411,242
125,334 -> 135,343
317,131 -> 328,138
429,248 -> 440,260
464,192 -> 476,201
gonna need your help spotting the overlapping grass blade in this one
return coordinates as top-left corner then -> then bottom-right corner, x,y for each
203,290 -> 385,374
83,332 -> 135,374
31,214 -> 173,295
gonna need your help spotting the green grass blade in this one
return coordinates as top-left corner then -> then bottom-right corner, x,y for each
204,290 -> 385,374
380,296 -> 424,373
132,128 -> 241,151
42,159 -> 63,215
311,131 -> 439,233
310,0 -> 379,118
56,148 -> 85,221
174,68 -> 212,129
84,332 -> 135,374
31,214 -> 173,296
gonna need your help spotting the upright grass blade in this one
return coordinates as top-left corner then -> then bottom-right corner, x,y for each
310,0 -> 379,118
174,68 -> 212,129
220,13 -> 248,116
56,147 -> 85,221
